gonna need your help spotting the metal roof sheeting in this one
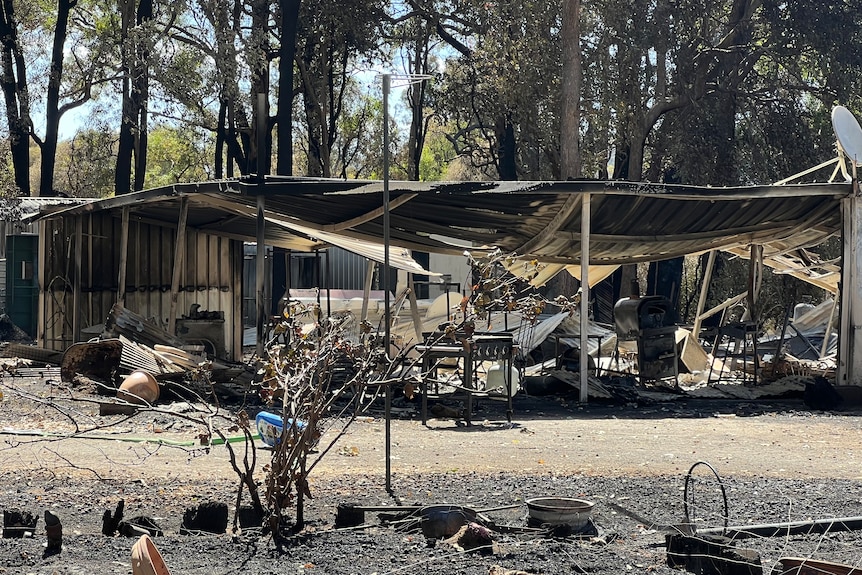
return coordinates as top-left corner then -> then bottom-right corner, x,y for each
28,177 -> 850,268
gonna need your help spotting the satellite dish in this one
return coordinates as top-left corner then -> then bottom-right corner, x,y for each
832,105 -> 862,167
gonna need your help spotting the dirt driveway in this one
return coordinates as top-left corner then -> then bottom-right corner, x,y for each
3,379 -> 861,483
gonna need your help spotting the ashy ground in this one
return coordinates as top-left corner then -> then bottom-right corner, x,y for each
2,375 -> 862,574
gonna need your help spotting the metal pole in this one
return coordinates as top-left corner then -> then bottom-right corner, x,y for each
848,170 -> 862,383
256,196 -> 266,356
698,515 -> 862,541
382,73 -> 392,492
383,74 -> 392,358
378,72 -> 431,491
255,92 -> 266,358
579,192 -> 590,403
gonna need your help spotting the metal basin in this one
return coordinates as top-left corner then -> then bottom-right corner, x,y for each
525,497 -> 594,528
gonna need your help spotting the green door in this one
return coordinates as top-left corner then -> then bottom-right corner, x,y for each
6,234 -> 38,338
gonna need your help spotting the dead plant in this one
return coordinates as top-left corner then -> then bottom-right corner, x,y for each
254,300 -> 413,538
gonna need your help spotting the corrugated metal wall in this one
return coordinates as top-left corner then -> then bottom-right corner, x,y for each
327,247 -> 372,290
40,213 -> 242,359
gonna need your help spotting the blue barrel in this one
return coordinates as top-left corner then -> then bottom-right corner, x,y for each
255,411 -> 307,447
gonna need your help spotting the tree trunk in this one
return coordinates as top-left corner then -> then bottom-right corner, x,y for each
0,83 -> 30,195
116,103 -> 134,194
232,101 -> 252,175
215,102 -> 226,178
249,0 -> 269,176
549,0 -> 582,308
131,0 -> 152,192
407,80 -> 425,180
0,0 -> 32,196
627,127 -> 645,182
304,93 -> 323,177
406,22 -> 432,181
647,257 -> 683,310
613,141 -> 630,180
560,0 -> 581,180
619,264 -> 639,300
496,116 -> 517,180
549,0 -> 582,302
300,40 -> 324,177
115,0 -> 136,195
276,0 -> 300,176
209,0 -> 243,177
39,0 -> 76,197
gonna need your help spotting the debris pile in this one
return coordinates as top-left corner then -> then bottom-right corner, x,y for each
0,303 -> 256,414
0,314 -> 32,343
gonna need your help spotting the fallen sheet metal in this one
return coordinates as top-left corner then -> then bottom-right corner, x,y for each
103,303 -> 188,349
60,339 -> 123,383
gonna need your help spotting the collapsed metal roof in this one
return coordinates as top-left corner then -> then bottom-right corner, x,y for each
29,177 -> 851,273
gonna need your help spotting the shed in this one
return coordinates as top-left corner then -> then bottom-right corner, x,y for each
26,176 -> 860,382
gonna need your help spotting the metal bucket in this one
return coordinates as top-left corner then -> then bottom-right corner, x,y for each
525,497 -> 594,529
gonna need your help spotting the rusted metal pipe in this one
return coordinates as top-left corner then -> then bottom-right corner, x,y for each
698,516 -> 862,541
